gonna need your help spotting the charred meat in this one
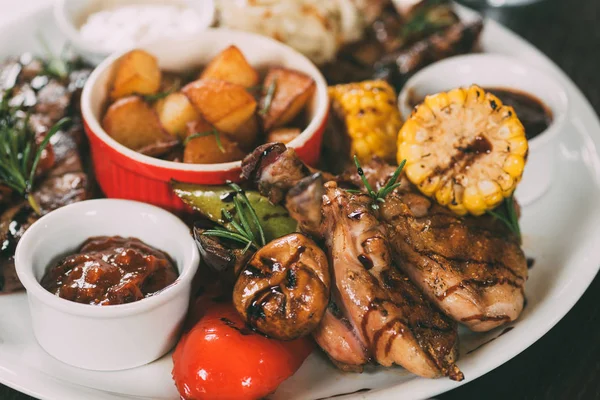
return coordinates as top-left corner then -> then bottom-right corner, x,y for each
0,55 -> 92,293
306,182 -> 461,379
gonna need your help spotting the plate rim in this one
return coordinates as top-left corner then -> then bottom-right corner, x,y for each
0,3 -> 599,400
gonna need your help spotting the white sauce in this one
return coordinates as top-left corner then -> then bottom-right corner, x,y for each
79,5 -> 205,52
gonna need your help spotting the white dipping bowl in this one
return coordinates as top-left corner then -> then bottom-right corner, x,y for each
14,199 -> 199,371
54,0 -> 215,65
398,54 -> 569,206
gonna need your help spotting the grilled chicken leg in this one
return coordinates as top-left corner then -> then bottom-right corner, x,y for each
291,181 -> 462,380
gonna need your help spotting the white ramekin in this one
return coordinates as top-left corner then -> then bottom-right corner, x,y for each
54,0 -> 216,65
398,53 -> 570,206
14,199 -> 199,371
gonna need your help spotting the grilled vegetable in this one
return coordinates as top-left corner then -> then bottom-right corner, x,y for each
234,233 -> 330,341
172,182 -> 297,241
397,85 -> 528,216
329,80 -> 401,163
172,300 -> 313,400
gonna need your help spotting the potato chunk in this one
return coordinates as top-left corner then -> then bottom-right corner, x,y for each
102,96 -> 168,150
260,68 -> 315,131
182,79 -> 257,142
154,92 -> 200,140
200,46 -> 259,88
184,120 -> 246,164
266,127 -> 302,144
110,50 -> 161,100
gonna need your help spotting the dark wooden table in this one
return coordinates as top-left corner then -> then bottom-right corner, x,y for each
2,0 -> 599,399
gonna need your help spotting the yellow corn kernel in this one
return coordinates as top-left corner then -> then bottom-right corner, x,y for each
424,92 -> 450,115
435,182 -> 454,206
478,180 -> 503,206
399,119 -> 421,143
399,142 -> 422,163
412,103 -> 435,123
508,136 -> 528,157
465,85 -> 485,106
419,175 -> 441,196
447,87 -> 467,108
406,163 -> 430,185
503,155 -> 525,178
463,186 -> 486,216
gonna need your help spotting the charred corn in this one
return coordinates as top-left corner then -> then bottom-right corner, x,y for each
397,85 -> 528,216
329,80 -> 401,163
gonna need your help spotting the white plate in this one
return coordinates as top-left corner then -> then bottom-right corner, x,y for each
1,4 -> 599,400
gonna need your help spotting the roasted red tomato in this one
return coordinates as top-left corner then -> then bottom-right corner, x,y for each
172,300 -> 313,400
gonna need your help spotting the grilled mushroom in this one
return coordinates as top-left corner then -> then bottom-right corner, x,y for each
233,233 -> 330,340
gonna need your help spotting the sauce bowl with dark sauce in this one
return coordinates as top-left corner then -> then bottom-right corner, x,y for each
398,54 -> 569,205
14,199 -> 199,371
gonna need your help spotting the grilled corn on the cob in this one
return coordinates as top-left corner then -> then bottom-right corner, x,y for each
397,85 -> 528,216
329,80 -> 401,163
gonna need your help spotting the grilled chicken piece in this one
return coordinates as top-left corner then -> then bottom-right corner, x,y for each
380,191 -> 527,331
296,181 -> 461,379
312,301 -> 370,371
344,159 -> 528,332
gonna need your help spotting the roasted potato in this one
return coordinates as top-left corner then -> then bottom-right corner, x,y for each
233,114 -> 259,149
154,92 -> 200,140
184,119 -> 246,164
102,96 -> 168,150
200,46 -> 259,88
182,78 -> 257,141
266,127 -> 302,144
260,68 -> 315,131
110,50 -> 162,100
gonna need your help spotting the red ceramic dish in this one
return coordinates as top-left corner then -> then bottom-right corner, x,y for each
81,29 -> 329,211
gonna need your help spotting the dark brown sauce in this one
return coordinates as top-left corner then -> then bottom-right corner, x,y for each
358,254 -> 374,270
527,257 -> 536,269
220,317 -> 253,336
461,314 -> 510,322
40,236 -> 178,306
409,87 -> 552,141
486,88 -> 552,140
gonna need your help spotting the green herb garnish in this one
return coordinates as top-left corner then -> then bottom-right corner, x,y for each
352,155 -> 407,210
141,79 -> 181,103
184,128 -> 225,153
201,183 -> 267,252
0,92 -> 71,214
487,194 -> 521,241
259,80 -> 277,116
38,35 -> 71,80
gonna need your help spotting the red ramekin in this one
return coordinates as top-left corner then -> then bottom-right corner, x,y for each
81,29 -> 329,212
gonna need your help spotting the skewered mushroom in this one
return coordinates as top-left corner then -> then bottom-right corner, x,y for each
233,233 -> 330,341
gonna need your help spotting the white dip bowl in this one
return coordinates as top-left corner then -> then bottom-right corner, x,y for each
398,54 -> 570,206
14,199 -> 199,371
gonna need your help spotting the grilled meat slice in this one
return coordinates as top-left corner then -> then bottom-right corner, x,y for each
285,173 -> 325,235
379,191 -> 527,332
309,182 -> 461,379
312,301 -> 370,371
241,143 -> 334,204
345,159 -> 528,331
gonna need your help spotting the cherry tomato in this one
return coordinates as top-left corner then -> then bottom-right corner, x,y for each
172,300 -> 313,400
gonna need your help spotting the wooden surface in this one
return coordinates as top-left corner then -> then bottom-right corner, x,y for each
1,0 -> 599,399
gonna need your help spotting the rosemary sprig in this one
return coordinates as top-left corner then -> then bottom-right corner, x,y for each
201,183 -> 266,252
0,93 -> 71,214
487,194 -> 521,240
141,79 -> 181,103
38,34 -> 70,80
352,155 -> 406,210
184,128 -> 225,153
259,80 -> 277,116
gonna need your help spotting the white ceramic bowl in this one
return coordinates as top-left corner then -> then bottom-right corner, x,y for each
54,0 -> 215,65
80,29 -> 329,212
14,199 -> 199,371
398,54 -> 570,206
